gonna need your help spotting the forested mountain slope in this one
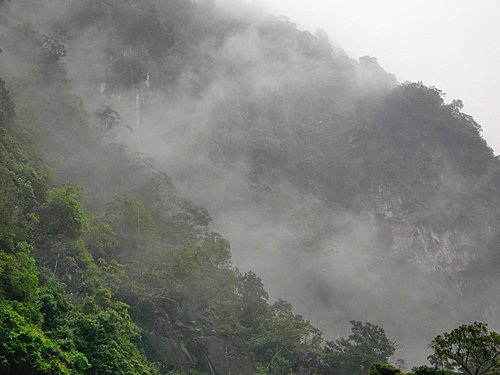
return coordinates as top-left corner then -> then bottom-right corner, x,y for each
0,0 -> 498,373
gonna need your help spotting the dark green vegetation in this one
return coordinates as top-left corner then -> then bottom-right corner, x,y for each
0,65 -> 394,374
429,322 -> 499,375
0,0 -> 499,374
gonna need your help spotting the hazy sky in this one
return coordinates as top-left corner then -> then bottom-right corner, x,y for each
255,0 -> 500,153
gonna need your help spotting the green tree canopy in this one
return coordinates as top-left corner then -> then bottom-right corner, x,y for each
39,185 -> 87,241
238,271 -> 269,328
369,363 -> 404,375
429,322 -> 499,375
327,321 -> 398,375
410,366 -> 449,375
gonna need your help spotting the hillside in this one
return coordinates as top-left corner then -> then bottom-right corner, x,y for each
0,0 -> 498,373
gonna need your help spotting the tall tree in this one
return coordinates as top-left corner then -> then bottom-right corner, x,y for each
429,322 -> 499,375
327,321 -> 398,375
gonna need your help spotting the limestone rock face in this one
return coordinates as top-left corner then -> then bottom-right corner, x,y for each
367,185 -> 491,275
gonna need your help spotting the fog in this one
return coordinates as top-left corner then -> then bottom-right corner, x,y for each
259,0 -> 500,154
1,0 -> 498,369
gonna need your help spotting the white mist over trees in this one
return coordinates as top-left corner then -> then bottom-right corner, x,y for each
259,0 -> 500,154
0,0 -> 498,373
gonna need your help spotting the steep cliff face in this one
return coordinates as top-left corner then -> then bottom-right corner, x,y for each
392,221 -> 478,273
369,186 -> 486,275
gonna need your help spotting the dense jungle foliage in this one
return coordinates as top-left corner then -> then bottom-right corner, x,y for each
0,0 -> 498,374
